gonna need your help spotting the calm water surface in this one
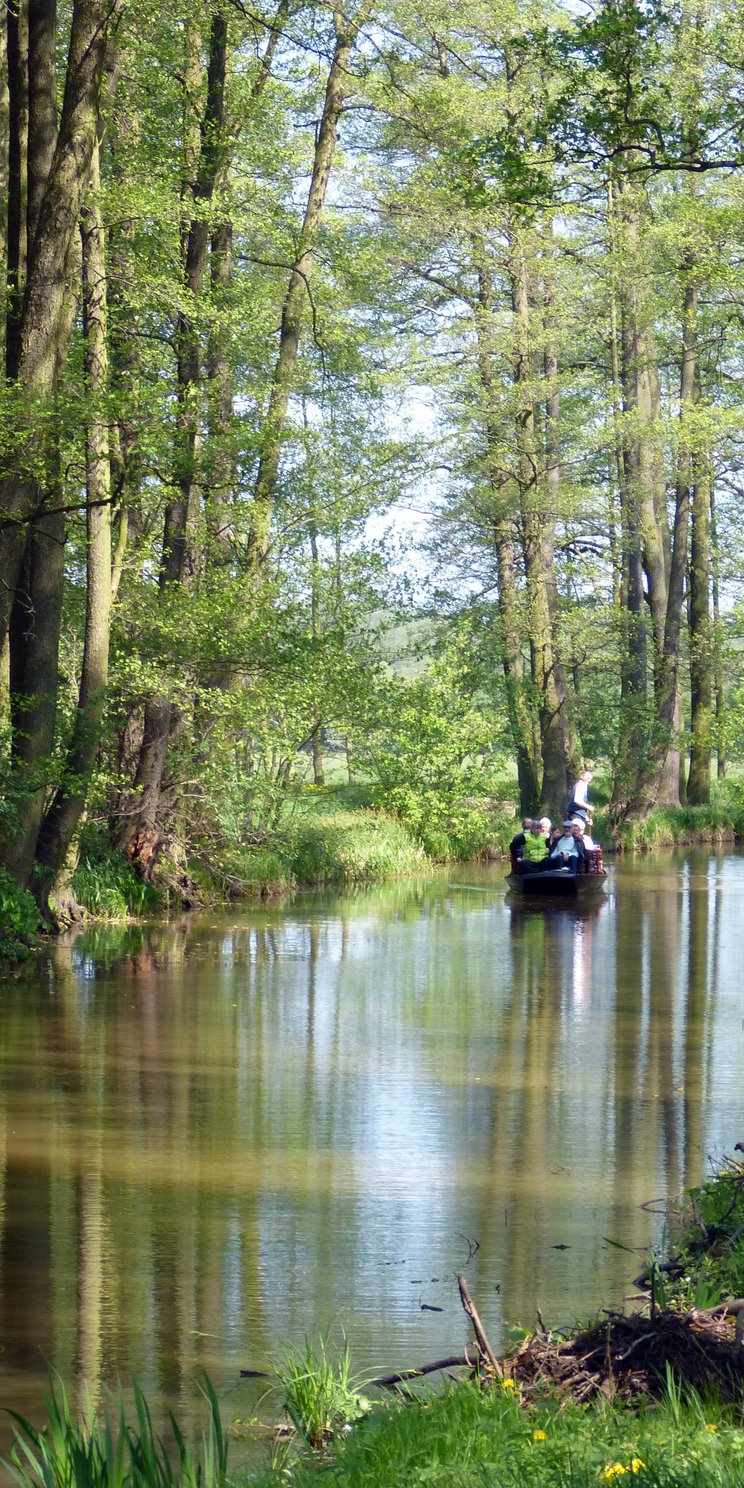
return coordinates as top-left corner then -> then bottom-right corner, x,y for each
0,851 -> 742,1441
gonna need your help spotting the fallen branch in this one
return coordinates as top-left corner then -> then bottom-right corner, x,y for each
371,1351 -> 473,1389
457,1274 -> 503,1379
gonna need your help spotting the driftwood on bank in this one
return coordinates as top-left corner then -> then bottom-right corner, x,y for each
456,1273 -> 503,1379
367,1280 -> 744,1402
510,1301 -> 744,1404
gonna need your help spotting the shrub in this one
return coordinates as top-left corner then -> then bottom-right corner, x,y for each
0,867 -> 40,959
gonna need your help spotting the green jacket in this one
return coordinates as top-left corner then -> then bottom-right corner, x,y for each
522,832 -> 548,863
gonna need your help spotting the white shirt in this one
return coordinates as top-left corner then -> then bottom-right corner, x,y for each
572,778 -> 589,808
553,834 -> 578,857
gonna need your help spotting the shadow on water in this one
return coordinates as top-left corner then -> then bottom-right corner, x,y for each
0,852 -> 740,1448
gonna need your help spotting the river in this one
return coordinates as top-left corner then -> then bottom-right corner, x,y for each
0,851 -> 741,1444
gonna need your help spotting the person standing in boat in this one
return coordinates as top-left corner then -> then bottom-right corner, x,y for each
567,768 -> 592,819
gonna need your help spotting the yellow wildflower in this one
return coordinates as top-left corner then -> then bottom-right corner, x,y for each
501,1378 -> 516,1389
533,1429 -> 547,1441
599,1465 -> 628,1482
704,1424 -> 718,1434
631,1459 -> 645,1473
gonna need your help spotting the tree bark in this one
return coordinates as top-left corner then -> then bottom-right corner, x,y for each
510,226 -> 568,821
687,450 -> 712,803
6,0 -> 28,378
119,11 -> 227,867
0,0 -> 123,664
625,276 -> 697,819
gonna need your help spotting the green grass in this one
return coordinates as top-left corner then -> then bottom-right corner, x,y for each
73,829 -> 160,917
269,1335 -> 372,1450
658,1160 -> 744,1311
288,810 -> 428,885
258,1376 -> 744,1488
610,805 -> 742,853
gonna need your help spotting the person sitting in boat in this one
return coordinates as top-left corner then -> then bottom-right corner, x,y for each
548,819 -> 588,875
567,768 -> 592,819
519,819 -> 551,873
572,814 -> 607,874
575,815 -> 595,849
509,817 -> 534,866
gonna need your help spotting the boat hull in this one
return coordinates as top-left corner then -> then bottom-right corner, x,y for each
506,870 -> 608,898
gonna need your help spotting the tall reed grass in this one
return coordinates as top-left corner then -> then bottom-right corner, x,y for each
4,1374 -> 228,1488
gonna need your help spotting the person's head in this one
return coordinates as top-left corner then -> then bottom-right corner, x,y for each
539,816 -> 551,833
521,816 -> 532,830
562,819 -> 574,832
529,819 -> 543,835
572,821 -> 585,836
581,769 -> 593,782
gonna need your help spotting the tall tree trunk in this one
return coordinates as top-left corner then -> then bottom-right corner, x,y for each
510,227 -> 568,821
710,481 -> 725,779
0,0 -> 123,663
6,0 -> 28,378
34,138 -> 113,910
245,3 -> 367,574
119,11 -> 227,867
625,275 -> 697,819
610,175 -> 649,811
687,450 -> 712,803
543,250 -> 582,781
473,250 -> 540,812
309,522 -> 324,786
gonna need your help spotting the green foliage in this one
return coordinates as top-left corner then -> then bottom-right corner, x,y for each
613,807 -> 741,853
0,867 -> 40,960
72,828 -> 159,918
359,647 -> 512,861
664,1163 -> 744,1310
4,1373 -> 228,1488
270,1335 -> 372,1451
288,811 -> 427,885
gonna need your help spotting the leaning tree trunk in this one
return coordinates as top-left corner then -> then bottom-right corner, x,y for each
0,0 -> 123,675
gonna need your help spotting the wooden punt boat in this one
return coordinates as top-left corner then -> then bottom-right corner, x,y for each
506,868 -> 608,898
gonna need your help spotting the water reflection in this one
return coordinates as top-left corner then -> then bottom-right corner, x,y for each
0,855 -> 741,1439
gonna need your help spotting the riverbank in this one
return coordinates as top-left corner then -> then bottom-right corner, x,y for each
249,1158 -> 744,1487
4,1162 -> 744,1488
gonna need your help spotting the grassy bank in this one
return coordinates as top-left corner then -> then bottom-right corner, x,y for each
607,804 -> 744,854
258,1157 -> 744,1488
4,1164 -> 744,1488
